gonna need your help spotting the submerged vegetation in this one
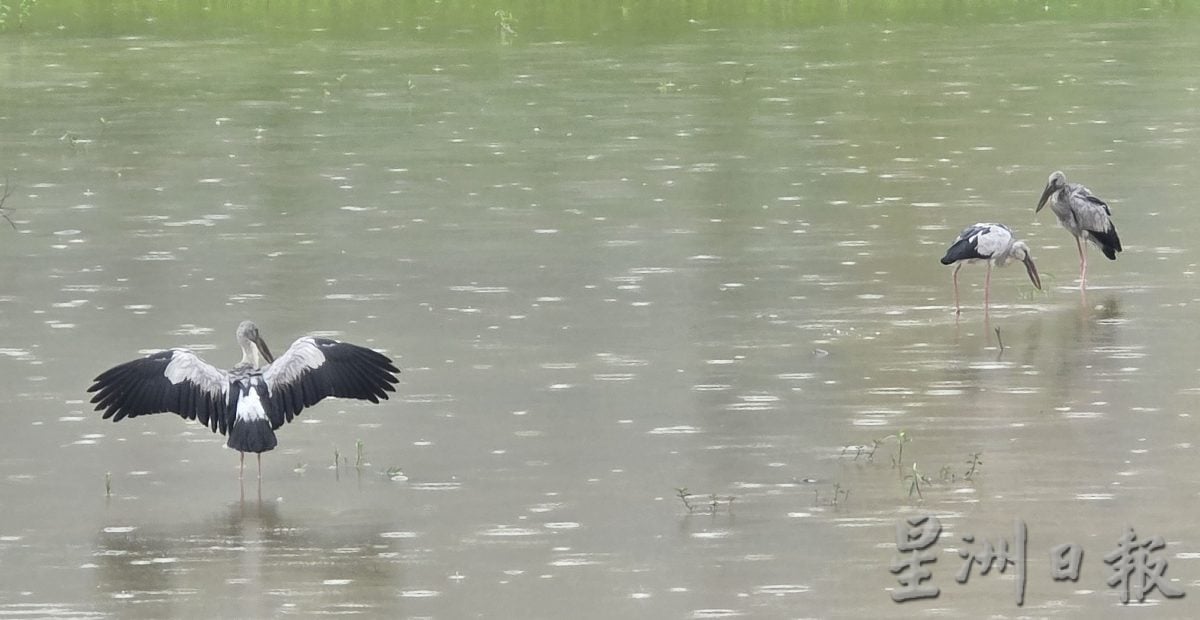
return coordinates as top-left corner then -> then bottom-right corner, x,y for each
843,431 -> 983,501
494,9 -> 516,44
0,178 -> 14,230
812,482 -> 850,508
330,441 -> 404,481
0,0 -> 36,30
903,463 -> 930,499
675,487 -> 735,515
842,430 -> 910,469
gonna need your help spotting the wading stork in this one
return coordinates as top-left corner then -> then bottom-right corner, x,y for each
941,223 -> 1042,314
88,320 -> 400,480
1036,170 -> 1122,288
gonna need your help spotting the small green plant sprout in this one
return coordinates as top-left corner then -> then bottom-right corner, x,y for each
832,483 -> 849,506
904,463 -> 932,499
884,430 -> 911,471
355,439 -> 365,469
104,471 -> 111,497
845,432 -> 910,468
675,488 -> 734,514
994,327 -> 1004,352
814,483 -> 851,508
964,452 -> 983,480
495,10 -> 516,43
676,487 -> 695,513
705,494 -> 735,514
332,446 -> 340,470
0,0 -> 38,30
0,177 -> 14,229
842,438 -> 882,463
385,466 -> 407,482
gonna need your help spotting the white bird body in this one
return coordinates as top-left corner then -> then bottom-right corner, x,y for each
941,223 -> 1041,314
235,380 -> 268,422
947,224 -> 1019,264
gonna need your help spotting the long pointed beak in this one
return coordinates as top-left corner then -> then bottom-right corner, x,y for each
1023,255 -> 1042,291
1036,184 -> 1054,213
255,334 -> 275,364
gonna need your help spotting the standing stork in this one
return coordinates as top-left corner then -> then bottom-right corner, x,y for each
941,223 -> 1042,314
1036,170 -> 1122,288
88,320 -> 400,480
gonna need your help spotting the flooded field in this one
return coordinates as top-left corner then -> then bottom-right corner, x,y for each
3,4 -> 1200,617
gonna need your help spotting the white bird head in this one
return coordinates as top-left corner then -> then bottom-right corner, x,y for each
236,320 -> 275,367
1010,241 -> 1042,291
1036,170 -> 1068,213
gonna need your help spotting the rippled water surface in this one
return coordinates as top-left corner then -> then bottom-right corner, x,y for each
4,5 -> 1200,618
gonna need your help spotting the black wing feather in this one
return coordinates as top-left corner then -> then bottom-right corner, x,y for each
225,388 -> 240,435
87,350 -> 229,433
264,337 -> 400,429
1081,193 -> 1111,214
1089,225 -> 1122,260
940,225 -> 989,265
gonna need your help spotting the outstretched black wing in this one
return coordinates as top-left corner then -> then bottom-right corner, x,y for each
88,349 -> 231,434
261,337 -> 400,429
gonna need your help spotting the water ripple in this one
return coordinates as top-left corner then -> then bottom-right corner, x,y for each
647,426 -> 701,435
